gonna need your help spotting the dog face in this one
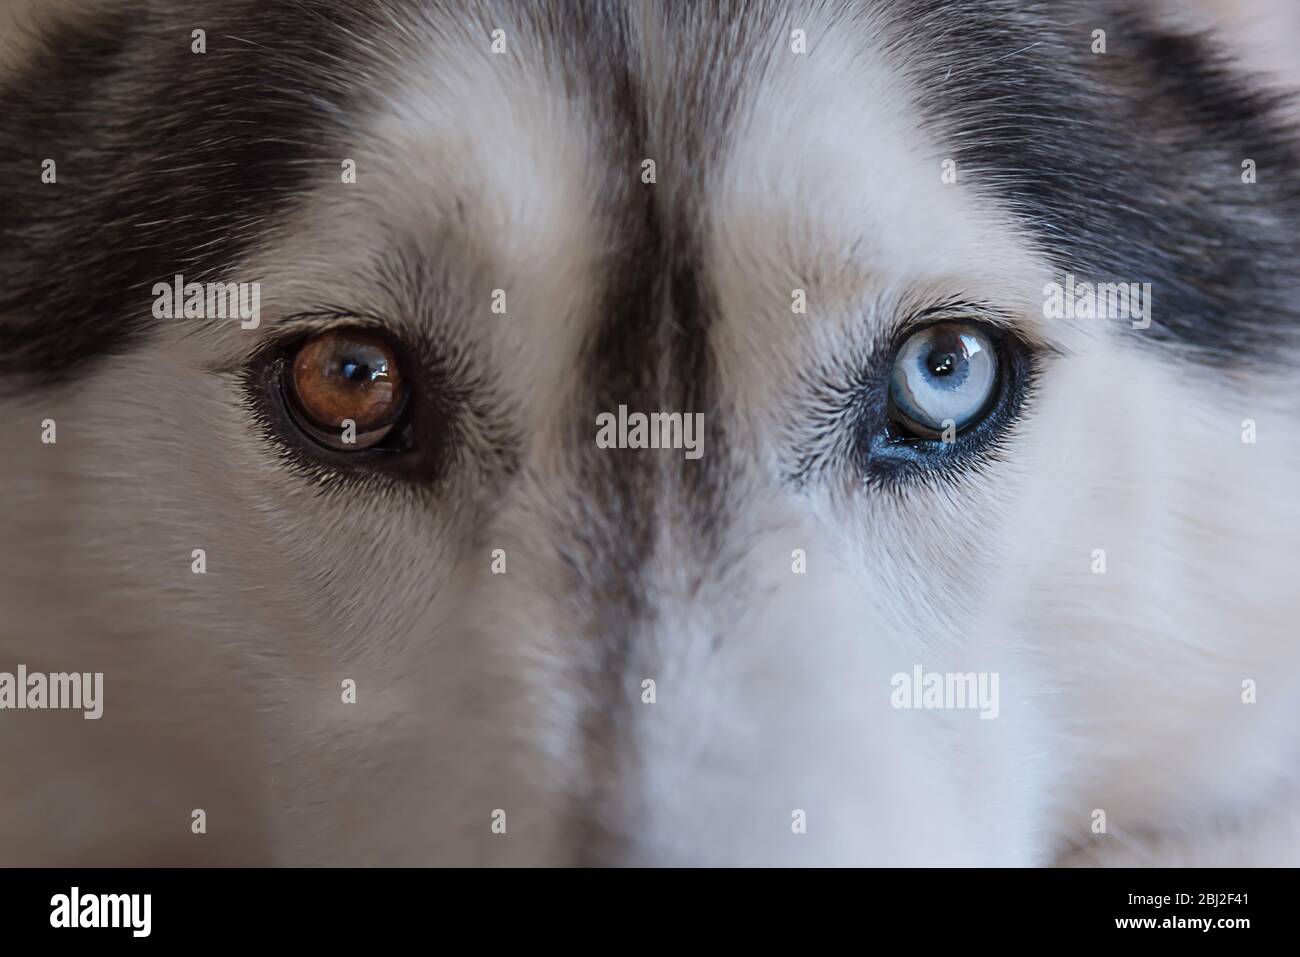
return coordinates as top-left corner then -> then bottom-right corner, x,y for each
2,0 -> 1299,865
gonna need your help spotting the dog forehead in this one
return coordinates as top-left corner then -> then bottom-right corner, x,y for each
334,0 -> 1044,313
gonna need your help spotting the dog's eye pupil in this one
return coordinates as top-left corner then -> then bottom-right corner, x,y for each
340,359 -> 386,386
928,351 -> 957,377
285,330 -> 407,449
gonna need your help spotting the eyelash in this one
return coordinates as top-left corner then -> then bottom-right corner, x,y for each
791,311 -> 1038,491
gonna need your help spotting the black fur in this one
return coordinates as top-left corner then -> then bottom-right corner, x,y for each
0,0 -> 364,382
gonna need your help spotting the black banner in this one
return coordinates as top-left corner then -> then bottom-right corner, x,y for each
0,867 -> 1280,943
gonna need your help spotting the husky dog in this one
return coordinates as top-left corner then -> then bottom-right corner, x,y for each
1,0 -> 1298,866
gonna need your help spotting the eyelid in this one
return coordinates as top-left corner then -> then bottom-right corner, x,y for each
888,300 -> 1016,346
262,313 -> 394,349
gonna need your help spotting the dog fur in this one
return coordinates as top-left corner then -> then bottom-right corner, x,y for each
1,0 -> 1298,865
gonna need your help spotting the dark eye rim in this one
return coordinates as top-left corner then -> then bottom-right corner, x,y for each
864,316 -> 1036,483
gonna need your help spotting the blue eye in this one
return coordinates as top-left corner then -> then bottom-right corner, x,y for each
889,323 -> 998,437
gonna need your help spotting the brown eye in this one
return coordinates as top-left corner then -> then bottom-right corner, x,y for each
285,329 -> 407,450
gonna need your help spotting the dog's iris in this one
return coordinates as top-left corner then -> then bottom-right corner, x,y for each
284,329 -> 407,450
888,323 -> 997,438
